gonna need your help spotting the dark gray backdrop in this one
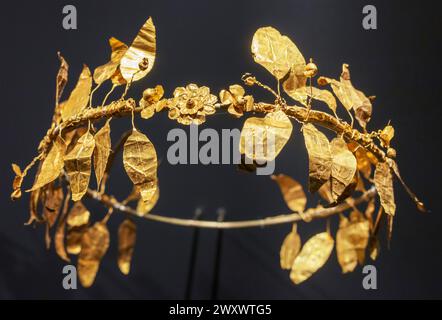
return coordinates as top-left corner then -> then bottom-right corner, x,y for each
1,0 -> 441,299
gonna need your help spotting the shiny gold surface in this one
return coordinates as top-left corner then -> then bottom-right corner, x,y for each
10,18 -> 426,287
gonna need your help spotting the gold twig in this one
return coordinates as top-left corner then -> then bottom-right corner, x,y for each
89,83 -> 101,108
102,84 -> 117,107
85,186 -> 376,229
35,98 -> 385,170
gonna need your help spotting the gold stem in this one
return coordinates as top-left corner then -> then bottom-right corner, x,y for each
89,83 -> 101,108
36,99 -> 386,164
85,187 -> 376,229
131,109 -> 136,130
102,84 -> 117,107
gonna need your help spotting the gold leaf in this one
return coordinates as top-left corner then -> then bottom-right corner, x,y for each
318,181 -> 333,204
43,185 -> 64,228
93,120 -> 112,190
251,26 -> 305,80
54,190 -> 71,262
282,65 -> 307,93
66,201 -> 90,255
280,224 -> 301,270
380,125 -> 394,148
290,232 -> 334,284
330,137 -> 357,201
78,222 -> 110,288
271,174 -> 306,212
318,65 -> 372,128
93,37 -> 128,85
336,214 -> 370,273
302,123 -> 332,193
123,130 -> 158,202
67,202 -> 90,227
347,141 -> 372,179
11,163 -> 22,177
136,185 -> 159,216
118,219 -> 137,275
308,87 -> 337,113
61,65 -> 92,122
111,70 -> 127,86
11,163 -> 23,200
64,127 -> 88,153
387,159 -> 426,212
28,136 -> 66,192
374,162 -> 396,216
27,188 -> 42,225
335,172 -> 358,204
283,81 -> 337,113
64,131 -> 95,201
239,110 -> 293,162
120,17 -> 156,82
336,216 -> 356,273
67,226 -> 88,255
56,52 -> 69,106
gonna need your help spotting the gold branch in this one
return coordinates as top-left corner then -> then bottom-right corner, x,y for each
15,96 -> 387,200
254,103 -> 385,161
37,99 -> 139,153
86,186 -> 376,229
37,99 -> 384,162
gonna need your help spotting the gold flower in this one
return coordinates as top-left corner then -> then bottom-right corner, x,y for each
379,125 -> 394,148
140,85 -> 166,119
219,84 -> 254,117
167,84 -> 217,125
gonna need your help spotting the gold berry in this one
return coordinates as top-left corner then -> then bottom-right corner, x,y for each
138,58 -> 149,71
304,62 -> 318,78
387,147 -> 397,159
244,76 -> 256,86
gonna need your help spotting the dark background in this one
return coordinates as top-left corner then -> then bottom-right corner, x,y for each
0,0 -> 441,299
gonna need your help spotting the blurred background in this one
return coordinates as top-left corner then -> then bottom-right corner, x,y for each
0,0 -> 441,299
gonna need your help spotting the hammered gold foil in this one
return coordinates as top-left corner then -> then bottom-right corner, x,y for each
290,232 -> 334,284
64,131 -> 95,201
123,130 -> 158,203
120,17 -> 156,82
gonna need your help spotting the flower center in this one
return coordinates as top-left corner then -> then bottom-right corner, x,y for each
186,99 -> 196,108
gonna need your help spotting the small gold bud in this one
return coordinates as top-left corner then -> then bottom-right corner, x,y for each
304,60 -> 318,78
244,76 -> 256,86
143,88 -> 157,100
387,147 -> 397,159
142,85 -> 164,104
138,58 -> 149,71
317,76 -> 328,86
241,73 -> 256,86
